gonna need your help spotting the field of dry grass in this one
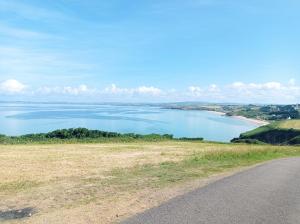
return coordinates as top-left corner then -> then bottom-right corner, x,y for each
1,141 -> 300,223
275,119 -> 300,130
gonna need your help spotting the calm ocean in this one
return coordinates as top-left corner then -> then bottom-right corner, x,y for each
0,102 -> 258,142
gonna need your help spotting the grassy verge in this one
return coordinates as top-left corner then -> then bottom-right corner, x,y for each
106,145 -> 300,190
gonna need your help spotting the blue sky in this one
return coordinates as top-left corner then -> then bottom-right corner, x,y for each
0,0 -> 299,103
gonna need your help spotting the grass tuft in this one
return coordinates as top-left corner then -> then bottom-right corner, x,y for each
0,180 -> 41,193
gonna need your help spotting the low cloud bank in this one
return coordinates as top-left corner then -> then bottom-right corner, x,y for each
0,79 -> 299,104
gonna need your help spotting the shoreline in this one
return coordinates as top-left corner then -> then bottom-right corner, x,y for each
231,115 -> 269,126
207,111 -> 226,116
207,110 -> 269,126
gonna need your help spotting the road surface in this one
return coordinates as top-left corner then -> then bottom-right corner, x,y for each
122,158 -> 300,224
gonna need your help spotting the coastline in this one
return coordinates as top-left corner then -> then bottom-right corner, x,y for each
207,111 -> 226,116
207,110 -> 269,126
231,115 -> 269,126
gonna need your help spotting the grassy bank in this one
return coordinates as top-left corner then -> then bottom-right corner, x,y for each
1,141 -> 300,223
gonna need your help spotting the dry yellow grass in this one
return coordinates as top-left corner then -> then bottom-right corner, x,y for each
0,141 -> 200,224
276,119 -> 300,130
1,141 -> 299,224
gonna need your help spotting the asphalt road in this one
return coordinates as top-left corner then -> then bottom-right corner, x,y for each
122,158 -> 300,224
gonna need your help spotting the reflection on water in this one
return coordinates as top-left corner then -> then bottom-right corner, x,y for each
0,102 -> 258,142
7,110 -> 164,123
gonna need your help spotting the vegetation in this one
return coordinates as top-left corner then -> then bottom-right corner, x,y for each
225,105 -> 300,120
109,144 -> 300,189
228,138 -> 266,145
0,128 -> 205,144
163,103 -> 300,121
274,119 -> 300,129
231,120 -> 300,145
178,137 -> 204,141
1,142 -> 300,223
287,136 -> 300,145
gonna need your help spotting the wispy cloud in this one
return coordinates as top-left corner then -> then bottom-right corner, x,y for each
149,0 -> 219,15
0,0 -> 68,21
0,23 -> 53,39
0,46 -> 94,81
224,80 -> 300,103
104,84 -> 162,96
188,80 -> 300,103
36,85 -> 95,96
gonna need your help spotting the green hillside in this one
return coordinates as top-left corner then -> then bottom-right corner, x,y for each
231,120 -> 300,145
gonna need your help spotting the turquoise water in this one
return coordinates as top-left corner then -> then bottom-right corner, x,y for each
0,102 -> 258,142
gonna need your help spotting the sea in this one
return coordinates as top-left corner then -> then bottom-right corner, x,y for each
0,102 -> 258,142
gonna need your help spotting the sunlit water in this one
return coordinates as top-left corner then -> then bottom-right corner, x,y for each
0,102 -> 258,142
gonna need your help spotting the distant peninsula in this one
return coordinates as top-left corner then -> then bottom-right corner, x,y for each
161,103 -> 300,123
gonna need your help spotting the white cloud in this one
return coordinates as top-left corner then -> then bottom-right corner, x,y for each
185,81 -> 300,103
104,84 -> 128,94
37,84 -> 94,96
188,86 -> 202,92
0,79 -> 26,94
208,84 -> 219,92
135,86 -> 162,95
188,86 -> 202,96
62,85 -> 89,95
104,84 -> 162,96
289,78 -> 296,86
226,81 -> 300,103
230,81 -> 282,90
188,84 -> 223,100
262,82 -> 282,90
230,82 -> 245,90
1,80 -> 299,104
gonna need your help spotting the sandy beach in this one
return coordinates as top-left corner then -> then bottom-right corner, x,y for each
232,115 -> 269,126
207,111 -> 226,116
207,110 -> 269,126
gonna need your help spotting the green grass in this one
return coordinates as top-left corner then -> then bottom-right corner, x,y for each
0,137 -> 174,145
105,145 -> 300,189
241,124 -> 273,137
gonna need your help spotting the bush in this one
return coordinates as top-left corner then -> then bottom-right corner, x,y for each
45,128 -> 122,139
0,128 -> 190,144
178,137 -> 203,141
231,138 -> 266,144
